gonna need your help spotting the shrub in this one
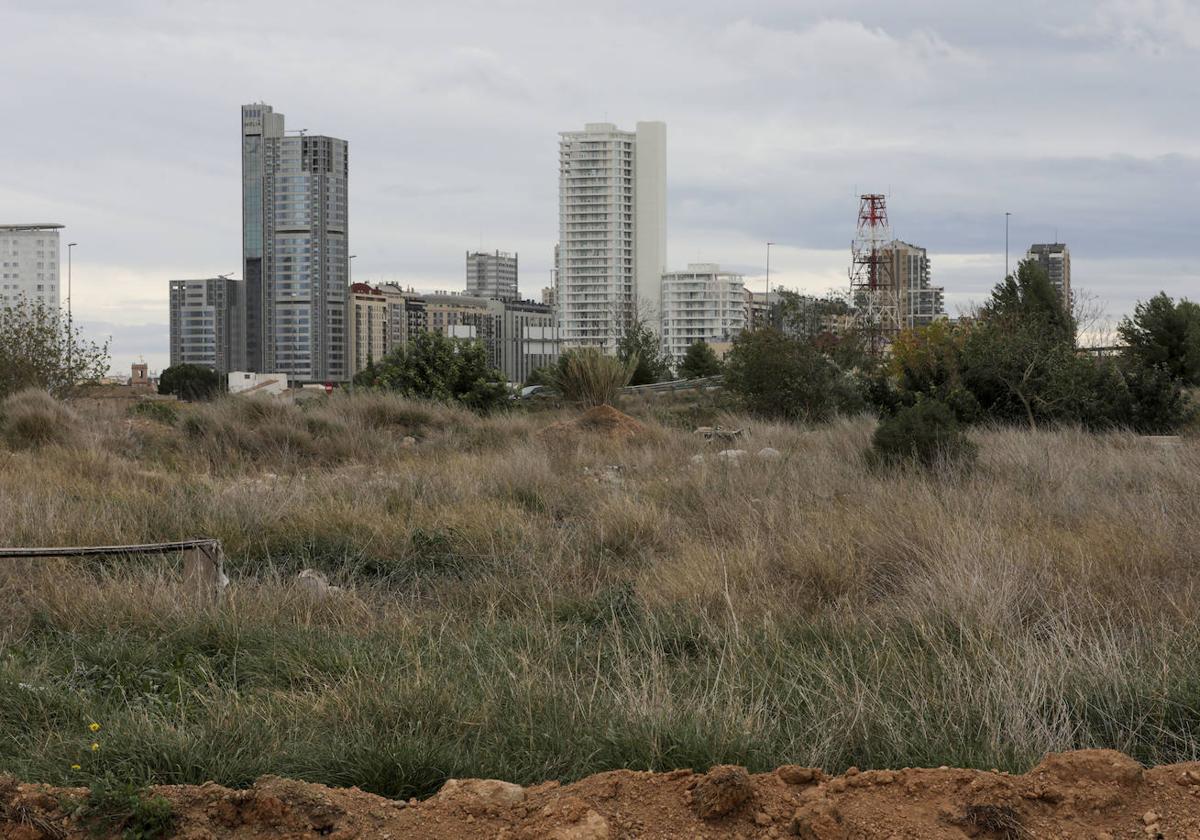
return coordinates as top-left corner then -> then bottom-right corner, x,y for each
128,400 -> 179,425
724,328 -> 863,422
354,331 -> 509,414
157,364 -> 222,402
73,774 -> 174,840
546,347 -> 636,407
867,399 -> 977,470
0,388 -> 80,450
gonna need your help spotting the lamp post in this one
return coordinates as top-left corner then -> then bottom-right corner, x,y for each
67,242 -> 77,369
1004,213 -> 1011,279
765,241 -> 775,326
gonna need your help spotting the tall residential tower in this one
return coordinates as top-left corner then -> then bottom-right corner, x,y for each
0,223 -> 63,310
241,103 -> 349,382
557,121 -> 666,351
1025,243 -> 1071,308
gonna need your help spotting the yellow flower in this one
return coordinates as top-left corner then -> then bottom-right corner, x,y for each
90,742 -> 100,752
89,722 -> 101,733
70,764 -> 81,771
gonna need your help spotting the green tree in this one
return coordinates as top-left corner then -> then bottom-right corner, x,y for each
724,328 -> 863,422
677,341 -> 723,379
617,318 -> 671,385
960,260 -> 1079,428
354,331 -> 509,413
0,297 -> 110,398
1117,292 -> 1200,386
158,364 -> 222,401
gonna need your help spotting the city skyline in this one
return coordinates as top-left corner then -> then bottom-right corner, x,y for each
2,1 -> 1198,372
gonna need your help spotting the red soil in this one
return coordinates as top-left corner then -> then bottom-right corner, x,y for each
4,750 -> 1200,839
539,404 -> 648,441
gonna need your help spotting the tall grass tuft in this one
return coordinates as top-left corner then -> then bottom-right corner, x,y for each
0,388 -> 80,450
547,347 -> 637,407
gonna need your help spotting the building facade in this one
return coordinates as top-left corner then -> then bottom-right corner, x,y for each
557,121 -> 666,351
660,264 -> 745,363
168,277 -> 243,373
495,299 -> 559,384
242,103 -> 349,382
0,223 -> 63,310
884,240 -> 945,329
347,283 -> 389,375
465,250 -> 518,301
1026,243 -> 1071,308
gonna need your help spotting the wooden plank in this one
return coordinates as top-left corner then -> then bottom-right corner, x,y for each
0,539 -> 219,558
0,539 -> 228,604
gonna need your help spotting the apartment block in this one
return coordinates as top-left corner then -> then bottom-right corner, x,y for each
883,240 -> 945,329
1025,243 -> 1071,308
242,103 -> 349,382
0,223 -> 63,309
557,121 -> 666,351
660,264 -> 745,363
466,250 -> 518,301
168,277 -> 243,373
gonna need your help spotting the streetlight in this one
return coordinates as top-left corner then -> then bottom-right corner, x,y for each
765,241 -> 775,325
67,242 -> 77,368
1004,213 -> 1011,279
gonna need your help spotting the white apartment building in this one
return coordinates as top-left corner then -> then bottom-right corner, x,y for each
557,121 -> 666,351
0,223 -> 63,309
661,264 -> 745,364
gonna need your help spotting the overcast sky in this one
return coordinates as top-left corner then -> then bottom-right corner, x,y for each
3,0 -> 1198,373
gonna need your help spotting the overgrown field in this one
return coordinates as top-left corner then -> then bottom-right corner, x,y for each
1,390 -> 1199,800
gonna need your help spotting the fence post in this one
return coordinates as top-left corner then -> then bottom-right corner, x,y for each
181,542 -> 227,604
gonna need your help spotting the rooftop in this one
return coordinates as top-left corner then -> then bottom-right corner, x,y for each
0,223 -> 65,232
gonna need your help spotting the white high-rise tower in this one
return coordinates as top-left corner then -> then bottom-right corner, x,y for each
557,121 -> 666,351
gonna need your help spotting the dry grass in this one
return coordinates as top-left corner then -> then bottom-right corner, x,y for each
1,391 -> 1199,797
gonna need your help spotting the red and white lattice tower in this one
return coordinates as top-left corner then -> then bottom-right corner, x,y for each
849,194 -> 900,354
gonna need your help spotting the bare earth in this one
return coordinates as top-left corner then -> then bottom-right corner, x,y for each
4,750 -> 1200,839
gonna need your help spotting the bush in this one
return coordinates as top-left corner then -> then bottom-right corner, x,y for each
545,347 -> 636,407
354,332 -> 509,414
724,328 -> 863,422
128,400 -> 179,425
158,364 -> 222,402
867,399 -> 977,470
73,774 -> 174,840
617,318 -> 672,385
0,388 -> 80,450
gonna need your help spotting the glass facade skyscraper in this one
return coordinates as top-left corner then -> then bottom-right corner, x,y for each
241,103 -> 349,382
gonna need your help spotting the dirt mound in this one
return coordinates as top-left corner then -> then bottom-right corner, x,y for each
4,750 -> 1200,839
539,404 -> 647,441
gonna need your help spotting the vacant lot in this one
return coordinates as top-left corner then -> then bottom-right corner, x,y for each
1,391 -> 1198,800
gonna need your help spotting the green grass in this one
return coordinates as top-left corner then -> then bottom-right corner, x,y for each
1,392 -> 1199,798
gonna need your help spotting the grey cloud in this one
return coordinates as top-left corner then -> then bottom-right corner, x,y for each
2,0 -> 1198,372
